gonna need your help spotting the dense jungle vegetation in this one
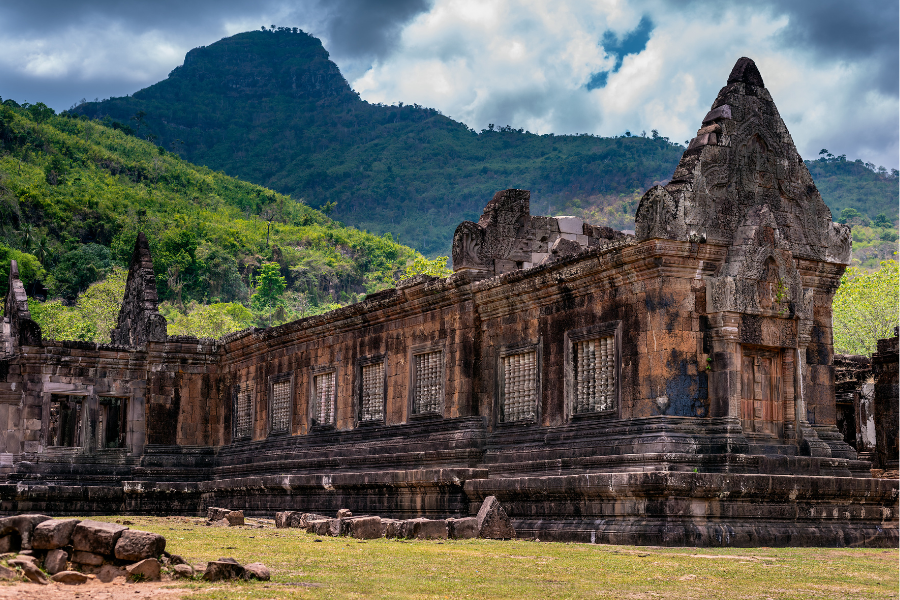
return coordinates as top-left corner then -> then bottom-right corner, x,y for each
70,29 -> 899,260
0,100 -> 446,342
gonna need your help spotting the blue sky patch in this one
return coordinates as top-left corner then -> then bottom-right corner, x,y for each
587,16 -> 654,90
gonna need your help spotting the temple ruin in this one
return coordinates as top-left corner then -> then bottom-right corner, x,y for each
0,58 -> 896,546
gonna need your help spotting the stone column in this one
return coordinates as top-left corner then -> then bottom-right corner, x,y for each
707,311 -> 741,419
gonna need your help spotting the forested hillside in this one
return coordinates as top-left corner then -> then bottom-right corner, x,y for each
71,29 -> 899,258
0,100 -> 437,340
71,28 -> 686,255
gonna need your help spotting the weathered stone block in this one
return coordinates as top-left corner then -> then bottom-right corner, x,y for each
476,496 -> 516,539
349,516 -> 382,539
126,557 -> 161,581
448,517 -> 478,539
225,510 -> 244,526
406,518 -> 448,540
44,549 -> 69,574
32,518 -> 81,550
51,570 -> 90,584
72,520 -> 128,555
203,560 -> 246,581
114,529 -> 166,561
244,562 -> 270,580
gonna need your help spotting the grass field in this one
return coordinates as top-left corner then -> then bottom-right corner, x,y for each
85,516 -> 896,600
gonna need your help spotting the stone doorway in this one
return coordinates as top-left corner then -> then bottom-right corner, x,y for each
740,347 -> 784,438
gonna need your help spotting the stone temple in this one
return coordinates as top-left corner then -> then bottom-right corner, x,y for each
0,58 -> 896,546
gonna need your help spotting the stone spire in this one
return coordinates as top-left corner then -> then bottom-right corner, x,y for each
2,260 -> 42,353
110,232 -> 167,347
635,56 -> 851,265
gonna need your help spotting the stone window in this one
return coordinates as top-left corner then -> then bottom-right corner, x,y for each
98,397 -> 127,449
270,374 -> 292,434
359,360 -> 385,422
573,337 -> 616,414
48,395 -> 84,447
566,322 -> 620,417
412,350 -> 443,415
500,349 -> 539,423
312,371 -> 337,426
233,382 -> 253,440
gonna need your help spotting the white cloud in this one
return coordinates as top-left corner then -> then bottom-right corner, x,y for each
345,0 -> 898,168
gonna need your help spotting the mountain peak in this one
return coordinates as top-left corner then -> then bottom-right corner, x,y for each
149,29 -> 354,101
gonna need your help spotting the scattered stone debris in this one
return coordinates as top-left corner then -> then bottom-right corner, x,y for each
201,556 -> 271,582
274,497 -> 516,541
206,508 -> 245,527
0,515 -> 175,585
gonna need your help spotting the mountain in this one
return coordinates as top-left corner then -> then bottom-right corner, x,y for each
70,29 -> 898,260
70,29 -> 686,256
0,100 -> 424,313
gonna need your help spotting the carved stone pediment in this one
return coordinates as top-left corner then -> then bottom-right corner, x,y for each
707,206 -> 810,321
635,57 -> 850,265
452,220 -> 488,272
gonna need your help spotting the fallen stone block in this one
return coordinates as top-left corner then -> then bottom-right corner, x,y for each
207,507 -> 230,522
126,557 -> 161,582
44,548 -> 69,574
381,519 -> 402,538
336,508 -> 353,519
97,564 -> 127,583
115,529 -> 166,561
225,510 -> 245,526
406,518 -> 448,540
0,514 -> 52,550
72,550 -> 105,566
32,519 -> 81,550
51,570 -> 90,585
476,496 -> 516,539
0,534 -> 17,553
274,511 -> 297,529
203,560 -> 247,581
72,519 -> 128,555
0,565 -> 15,580
9,558 -> 49,584
349,516 -> 382,539
328,518 -> 344,537
173,563 -> 194,578
306,519 -> 330,536
244,562 -> 271,580
168,553 -> 187,565
448,517 -> 478,539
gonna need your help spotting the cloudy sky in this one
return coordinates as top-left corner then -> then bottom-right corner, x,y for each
1,0 -> 896,168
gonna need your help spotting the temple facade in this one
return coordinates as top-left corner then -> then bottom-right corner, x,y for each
0,58 -> 895,546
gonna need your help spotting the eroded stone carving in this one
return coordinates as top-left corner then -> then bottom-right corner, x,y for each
109,232 -> 167,347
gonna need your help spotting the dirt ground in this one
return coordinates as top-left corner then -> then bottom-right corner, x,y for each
0,580 -> 191,599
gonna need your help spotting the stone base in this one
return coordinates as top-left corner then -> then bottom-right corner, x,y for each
465,471 -> 898,547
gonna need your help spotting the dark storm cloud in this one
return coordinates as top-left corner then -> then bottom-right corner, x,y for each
770,0 -> 898,94
314,0 -> 433,59
675,0 -> 899,94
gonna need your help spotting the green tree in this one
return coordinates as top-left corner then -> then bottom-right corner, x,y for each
832,259 -> 899,355
161,301 -> 253,339
0,244 -> 45,298
29,267 -> 127,342
402,255 -> 452,279
251,262 -> 287,312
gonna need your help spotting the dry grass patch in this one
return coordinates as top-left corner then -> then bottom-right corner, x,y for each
85,516 -> 896,600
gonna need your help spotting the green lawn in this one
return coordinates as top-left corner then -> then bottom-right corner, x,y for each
91,516 -> 896,600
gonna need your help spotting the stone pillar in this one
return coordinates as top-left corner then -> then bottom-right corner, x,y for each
872,329 -> 899,472
707,312 -> 741,419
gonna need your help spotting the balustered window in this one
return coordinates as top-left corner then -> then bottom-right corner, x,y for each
270,374 -> 292,434
412,350 -> 443,415
233,382 -> 253,439
359,360 -> 385,422
567,323 -> 620,417
500,349 -> 539,423
312,371 -> 337,426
